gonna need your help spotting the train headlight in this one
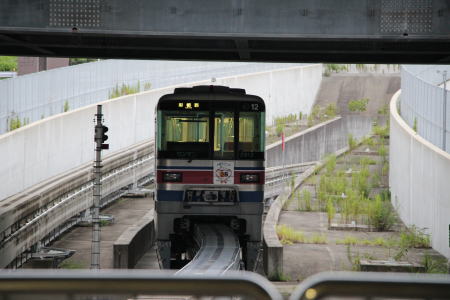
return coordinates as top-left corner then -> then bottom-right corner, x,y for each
240,173 -> 260,183
163,172 -> 182,182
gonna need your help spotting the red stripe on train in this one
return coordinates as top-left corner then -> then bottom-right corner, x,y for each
157,170 -> 265,184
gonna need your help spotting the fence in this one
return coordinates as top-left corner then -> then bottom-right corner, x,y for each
0,60 -> 301,134
400,65 -> 450,152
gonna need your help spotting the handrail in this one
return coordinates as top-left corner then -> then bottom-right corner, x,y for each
0,270 -> 282,300
290,271 -> 450,300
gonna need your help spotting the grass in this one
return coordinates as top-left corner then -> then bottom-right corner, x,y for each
268,271 -> 291,281
59,260 -> 85,269
348,134 -> 357,150
423,253 -> 448,273
399,226 -> 431,248
336,235 -> 390,247
348,98 -> 369,112
109,82 -> 141,98
276,225 -> 328,245
297,189 -> 312,211
277,224 -> 305,244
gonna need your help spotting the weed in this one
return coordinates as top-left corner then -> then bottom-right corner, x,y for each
378,104 -> 389,115
326,198 -> 336,226
143,82 -> 152,91
373,124 -> 389,138
324,103 -> 338,118
423,253 -> 448,273
59,260 -> 85,269
63,100 -> 69,112
378,144 -> 388,159
413,117 -> 418,132
276,224 -> 305,244
381,162 -> 389,176
348,98 -> 369,112
368,195 -> 395,231
400,226 -> 431,248
269,271 -> 291,281
9,116 -> 21,131
308,234 -> 328,244
348,134 -> 357,150
336,236 -> 359,246
109,82 -> 140,98
325,154 -> 337,173
297,189 -> 312,211
360,157 -> 377,166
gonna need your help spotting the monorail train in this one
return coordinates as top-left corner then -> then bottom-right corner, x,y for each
155,85 -> 265,270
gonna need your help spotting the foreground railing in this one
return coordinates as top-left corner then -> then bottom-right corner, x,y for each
0,270 -> 282,300
1,270 -> 449,300
291,271 -> 450,300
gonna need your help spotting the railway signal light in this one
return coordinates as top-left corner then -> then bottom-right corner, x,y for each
101,125 -> 109,149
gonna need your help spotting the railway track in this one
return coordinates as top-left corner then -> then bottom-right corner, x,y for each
0,136 -> 313,269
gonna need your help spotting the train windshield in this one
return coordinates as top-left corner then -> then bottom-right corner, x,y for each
157,102 -> 265,160
214,111 -> 234,159
158,110 -> 210,159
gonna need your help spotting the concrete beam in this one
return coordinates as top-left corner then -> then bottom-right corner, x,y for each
0,1 -> 449,63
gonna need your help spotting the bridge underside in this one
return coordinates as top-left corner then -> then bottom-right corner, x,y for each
0,0 -> 449,63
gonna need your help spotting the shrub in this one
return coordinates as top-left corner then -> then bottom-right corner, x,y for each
348,98 -> 369,112
9,116 -> 21,131
325,154 -> 337,173
63,100 -> 70,112
308,234 -> 328,244
326,199 -> 335,226
276,224 -> 305,244
368,195 -> 395,231
348,134 -> 357,150
0,56 -> 17,71
400,226 -> 431,248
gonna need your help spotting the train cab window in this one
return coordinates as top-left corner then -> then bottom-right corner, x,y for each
238,111 -> 265,159
158,110 -> 210,159
214,111 -> 234,160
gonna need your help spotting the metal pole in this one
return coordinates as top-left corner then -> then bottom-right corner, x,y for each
443,71 -> 447,151
91,105 -> 103,269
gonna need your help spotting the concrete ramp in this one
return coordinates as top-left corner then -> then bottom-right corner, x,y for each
315,74 -> 400,116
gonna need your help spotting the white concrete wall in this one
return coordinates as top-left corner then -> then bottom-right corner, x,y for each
0,64 -> 322,200
390,90 -> 450,258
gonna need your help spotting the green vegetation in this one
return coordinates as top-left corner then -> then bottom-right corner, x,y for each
297,189 -> 312,211
324,64 -> 348,76
348,98 -> 369,112
9,116 -> 21,131
378,104 -> 389,115
109,82 -> 141,98
277,224 -> 305,244
69,58 -> 98,65
63,101 -> 70,112
0,56 -> 17,71
399,226 -> 431,248
367,195 -> 395,231
348,134 -> 357,150
373,124 -> 389,138
326,198 -> 336,226
59,260 -> 85,269
423,253 -> 448,273
268,271 -> 291,281
413,117 -> 418,132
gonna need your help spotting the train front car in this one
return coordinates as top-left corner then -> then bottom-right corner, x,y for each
155,85 -> 265,270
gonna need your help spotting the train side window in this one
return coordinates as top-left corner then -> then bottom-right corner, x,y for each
238,111 -> 265,159
214,111 -> 234,160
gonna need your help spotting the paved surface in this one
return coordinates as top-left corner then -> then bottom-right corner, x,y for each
315,73 -> 400,116
26,195 -> 154,269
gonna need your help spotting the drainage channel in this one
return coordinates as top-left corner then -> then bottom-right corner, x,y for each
176,224 -> 241,275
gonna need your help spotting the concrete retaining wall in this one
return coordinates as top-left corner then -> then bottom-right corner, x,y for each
0,64 -> 322,201
114,210 -> 155,268
390,90 -> 450,258
266,115 -> 373,168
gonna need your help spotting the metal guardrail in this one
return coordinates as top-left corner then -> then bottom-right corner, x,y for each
0,139 -> 308,269
0,270 -> 282,300
290,271 -> 450,300
0,140 -> 154,268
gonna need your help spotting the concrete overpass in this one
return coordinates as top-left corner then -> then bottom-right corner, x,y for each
0,0 -> 449,63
